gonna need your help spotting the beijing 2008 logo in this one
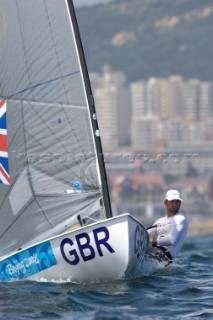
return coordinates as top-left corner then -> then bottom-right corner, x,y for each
0,6 -> 7,41
134,226 -> 148,261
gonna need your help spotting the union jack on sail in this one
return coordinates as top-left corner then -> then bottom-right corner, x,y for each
0,100 -> 10,185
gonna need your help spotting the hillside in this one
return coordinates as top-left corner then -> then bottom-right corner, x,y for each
76,0 -> 213,82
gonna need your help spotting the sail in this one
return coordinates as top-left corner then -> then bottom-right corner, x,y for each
0,0 -> 110,257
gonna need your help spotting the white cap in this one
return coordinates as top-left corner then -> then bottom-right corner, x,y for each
165,189 -> 182,202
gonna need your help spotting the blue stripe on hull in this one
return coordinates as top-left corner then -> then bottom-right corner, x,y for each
0,241 -> 57,282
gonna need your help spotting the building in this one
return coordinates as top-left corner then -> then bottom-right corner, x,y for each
91,66 -> 130,150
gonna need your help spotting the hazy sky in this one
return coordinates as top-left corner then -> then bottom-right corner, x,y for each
73,0 -> 115,7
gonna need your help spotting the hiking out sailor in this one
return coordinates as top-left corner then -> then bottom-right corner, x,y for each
147,189 -> 188,263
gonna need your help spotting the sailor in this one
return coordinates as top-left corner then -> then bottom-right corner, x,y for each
147,189 -> 188,263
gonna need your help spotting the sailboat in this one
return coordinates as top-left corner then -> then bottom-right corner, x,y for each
0,0 -> 149,282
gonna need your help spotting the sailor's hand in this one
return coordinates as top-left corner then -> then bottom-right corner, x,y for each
149,237 -> 157,245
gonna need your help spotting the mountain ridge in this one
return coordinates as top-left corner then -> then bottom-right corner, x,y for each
76,0 -> 213,82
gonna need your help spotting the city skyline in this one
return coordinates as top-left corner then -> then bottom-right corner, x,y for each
90,66 -> 213,146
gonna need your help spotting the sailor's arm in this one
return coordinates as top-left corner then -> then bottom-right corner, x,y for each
155,216 -> 187,246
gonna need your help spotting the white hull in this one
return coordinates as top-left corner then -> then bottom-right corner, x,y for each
0,213 -> 149,283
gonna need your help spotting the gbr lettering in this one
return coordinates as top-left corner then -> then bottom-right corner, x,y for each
60,226 -> 115,265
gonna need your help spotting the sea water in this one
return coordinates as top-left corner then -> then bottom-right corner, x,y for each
0,235 -> 212,320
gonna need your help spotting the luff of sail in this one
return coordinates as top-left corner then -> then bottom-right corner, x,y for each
0,0 -> 107,257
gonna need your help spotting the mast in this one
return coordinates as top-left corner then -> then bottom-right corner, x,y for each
66,0 -> 113,218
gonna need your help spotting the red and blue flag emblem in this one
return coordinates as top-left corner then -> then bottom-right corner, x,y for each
0,100 -> 10,185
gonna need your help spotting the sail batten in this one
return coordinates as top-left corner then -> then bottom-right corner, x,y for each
0,0 -> 109,257
4,71 -> 81,101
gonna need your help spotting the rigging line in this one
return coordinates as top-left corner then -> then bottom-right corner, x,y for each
3,71 -> 80,101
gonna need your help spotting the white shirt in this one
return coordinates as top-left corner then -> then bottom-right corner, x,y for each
148,212 -> 188,259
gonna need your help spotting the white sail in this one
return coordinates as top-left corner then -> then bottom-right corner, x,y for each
0,0 -> 107,257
